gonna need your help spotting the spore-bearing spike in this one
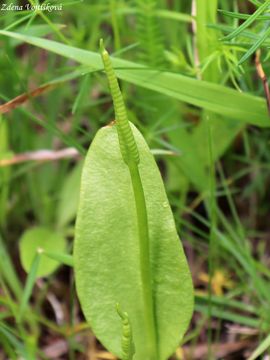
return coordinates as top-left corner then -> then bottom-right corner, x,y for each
100,39 -> 140,165
116,303 -> 135,360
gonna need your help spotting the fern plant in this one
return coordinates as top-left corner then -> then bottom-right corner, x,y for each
219,0 -> 270,64
73,41 -> 194,360
136,0 -> 165,68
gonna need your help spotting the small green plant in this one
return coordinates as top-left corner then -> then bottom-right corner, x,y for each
73,41 -> 194,360
19,226 -> 66,277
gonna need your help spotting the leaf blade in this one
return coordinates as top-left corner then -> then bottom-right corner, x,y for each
74,124 -> 194,360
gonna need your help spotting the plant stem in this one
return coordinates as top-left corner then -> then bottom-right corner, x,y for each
110,0 -> 121,51
206,116 -> 217,360
129,161 -> 157,360
100,39 -> 158,360
195,2 -> 219,356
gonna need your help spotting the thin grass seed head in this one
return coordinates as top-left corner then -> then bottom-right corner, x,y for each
99,39 -> 140,166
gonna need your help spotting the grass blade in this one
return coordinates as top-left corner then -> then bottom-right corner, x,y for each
219,9 -> 270,21
238,26 -> 270,64
0,235 -> 22,299
42,250 -> 74,267
18,252 -> 41,323
248,333 -> 270,360
222,0 -> 270,41
0,31 -> 269,127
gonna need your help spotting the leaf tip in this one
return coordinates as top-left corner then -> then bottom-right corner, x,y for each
99,38 -> 106,55
116,302 -> 125,320
238,56 -> 246,66
37,247 -> 44,255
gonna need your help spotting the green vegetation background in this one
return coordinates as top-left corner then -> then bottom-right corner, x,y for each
1,0 -> 270,359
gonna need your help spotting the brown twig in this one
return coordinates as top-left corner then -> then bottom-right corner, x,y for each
182,340 -> 254,359
0,83 -> 58,114
0,148 -> 80,167
255,50 -> 270,116
42,339 -> 69,359
96,352 -> 117,360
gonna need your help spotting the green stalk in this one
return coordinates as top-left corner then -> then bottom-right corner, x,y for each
206,117 -> 217,360
195,2 -> 219,357
110,0 -> 121,50
100,39 -> 157,360
195,0 -> 218,81
129,162 -> 156,357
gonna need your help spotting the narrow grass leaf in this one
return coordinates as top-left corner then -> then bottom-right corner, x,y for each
0,31 -> 269,127
195,304 -> 266,329
0,235 -> 22,299
17,253 -> 41,322
210,23 -> 270,45
249,0 -> 263,7
42,250 -> 74,267
248,333 -> 270,360
195,293 -> 258,315
0,323 -> 27,358
107,7 -> 193,23
218,9 -> 270,21
238,26 -> 270,64
222,0 -> 270,41
155,9 -> 193,23
72,74 -> 91,115
6,24 -> 65,46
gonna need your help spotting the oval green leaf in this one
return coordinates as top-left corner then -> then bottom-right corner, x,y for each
19,226 -> 66,278
56,161 -> 83,229
74,123 -> 194,360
